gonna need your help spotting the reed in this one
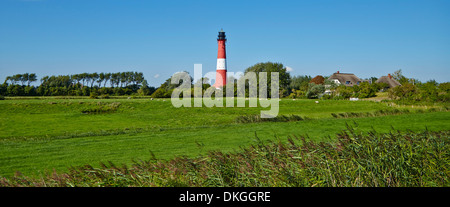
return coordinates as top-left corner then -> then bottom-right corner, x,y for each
1,127 -> 448,187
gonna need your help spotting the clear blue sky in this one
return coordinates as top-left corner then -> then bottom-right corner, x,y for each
1,0 -> 449,86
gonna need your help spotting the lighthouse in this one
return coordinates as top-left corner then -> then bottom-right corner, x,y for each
214,29 -> 227,88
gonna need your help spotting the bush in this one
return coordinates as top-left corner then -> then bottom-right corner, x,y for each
89,92 -> 98,99
320,94 -> 333,100
100,94 -> 110,99
388,81 -> 449,103
151,87 -> 172,98
288,89 -> 306,99
0,95 -> 5,100
306,83 -> 325,99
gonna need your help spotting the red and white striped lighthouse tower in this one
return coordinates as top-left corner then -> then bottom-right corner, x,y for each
214,29 -> 227,88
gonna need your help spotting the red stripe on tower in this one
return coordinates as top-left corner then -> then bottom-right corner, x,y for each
215,29 -> 227,88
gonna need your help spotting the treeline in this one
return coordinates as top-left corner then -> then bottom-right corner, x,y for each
250,65 -> 449,102
148,62 -> 449,103
150,62 -> 294,98
287,74 -> 389,99
4,73 -> 37,86
1,72 -> 156,97
148,62 -> 396,100
384,70 -> 449,103
2,65 -> 448,103
389,81 -> 449,103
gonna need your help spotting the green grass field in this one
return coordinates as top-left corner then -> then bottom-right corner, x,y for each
1,97 -> 449,177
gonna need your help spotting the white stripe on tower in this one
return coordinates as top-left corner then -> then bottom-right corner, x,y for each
216,58 -> 227,70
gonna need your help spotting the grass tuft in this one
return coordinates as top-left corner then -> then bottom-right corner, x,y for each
235,114 -> 305,123
80,102 -> 121,114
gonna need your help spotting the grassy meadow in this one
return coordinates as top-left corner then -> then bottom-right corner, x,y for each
0,97 -> 449,180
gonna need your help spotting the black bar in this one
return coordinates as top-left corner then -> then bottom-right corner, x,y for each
0,187 -> 446,206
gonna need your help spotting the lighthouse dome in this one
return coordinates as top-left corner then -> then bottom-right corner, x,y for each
218,29 -> 226,40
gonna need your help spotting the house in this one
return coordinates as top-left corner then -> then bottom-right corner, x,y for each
327,71 -> 362,87
376,74 -> 401,88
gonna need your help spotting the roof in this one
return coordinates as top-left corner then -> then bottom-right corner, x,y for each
376,76 -> 401,88
328,72 -> 362,87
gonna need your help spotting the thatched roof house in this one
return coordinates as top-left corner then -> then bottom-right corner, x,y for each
328,71 -> 362,87
376,74 -> 401,88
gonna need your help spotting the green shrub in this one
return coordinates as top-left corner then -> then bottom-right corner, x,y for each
306,83 -> 325,99
100,94 -> 110,99
320,94 -> 333,100
89,92 -> 98,99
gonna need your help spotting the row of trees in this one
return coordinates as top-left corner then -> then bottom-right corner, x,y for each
287,69 -> 449,102
240,62 -> 387,100
331,82 -> 387,99
150,63 -> 449,103
389,80 -> 449,103
2,66 -> 448,103
287,77 -> 387,99
5,72 -> 145,88
149,62 -> 292,98
38,72 -> 146,88
5,73 -> 37,86
147,62 -> 387,99
1,72 -> 155,97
